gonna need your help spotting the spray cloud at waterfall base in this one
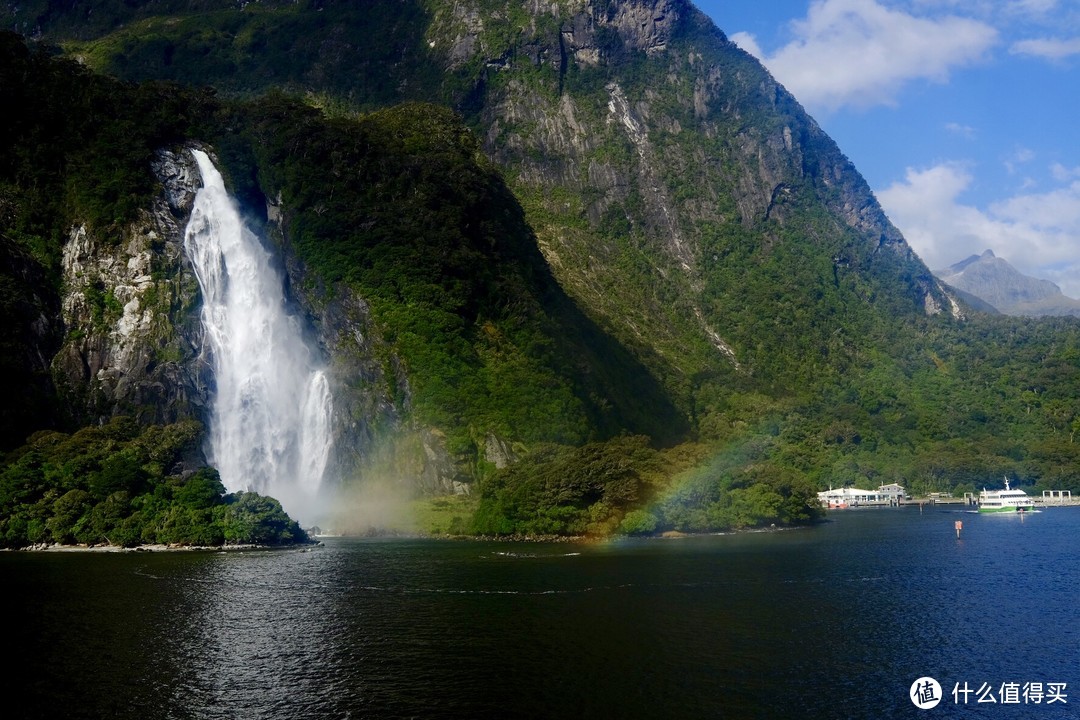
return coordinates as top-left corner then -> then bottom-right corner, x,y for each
184,149 -> 334,526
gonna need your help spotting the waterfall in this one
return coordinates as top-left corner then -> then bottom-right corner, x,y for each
183,149 -> 333,524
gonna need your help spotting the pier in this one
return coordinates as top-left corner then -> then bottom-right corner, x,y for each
820,490 -> 1080,510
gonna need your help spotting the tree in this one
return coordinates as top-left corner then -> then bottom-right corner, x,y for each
619,509 -> 658,535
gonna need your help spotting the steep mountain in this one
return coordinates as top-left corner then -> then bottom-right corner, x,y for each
3,1 -> 1080,539
936,250 -> 1080,318
0,31 -> 685,499
10,1 -> 960,395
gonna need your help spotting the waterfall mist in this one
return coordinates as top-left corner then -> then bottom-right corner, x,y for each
184,149 -> 333,525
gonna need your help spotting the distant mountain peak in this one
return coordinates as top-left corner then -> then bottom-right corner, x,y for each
935,250 -> 1080,317
947,250 -> 993,274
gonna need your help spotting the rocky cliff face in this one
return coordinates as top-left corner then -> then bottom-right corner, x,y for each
51,148 -> 209,427
12,1 -> 959,333
433,0 -> 958,382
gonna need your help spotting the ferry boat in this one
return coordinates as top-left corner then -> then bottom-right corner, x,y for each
978,478 -> 1035,513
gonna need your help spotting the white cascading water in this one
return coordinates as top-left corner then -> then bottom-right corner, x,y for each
183,149 -> 333,524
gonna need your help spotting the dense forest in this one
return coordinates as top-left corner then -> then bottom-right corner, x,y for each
0,416 -> 308,547
1,0 -> 1079,544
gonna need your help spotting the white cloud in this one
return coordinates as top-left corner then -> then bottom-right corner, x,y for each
944,122 -> 976,139
1010,36 -> 1080,59
918,0 -> 1064,21
992,181 -> 1080,228
1013,147 -> 1036,163
1004,146 -> 1035,175
1008,0 -> 1060,14
748,0 -> 998,112
877,162 -> 1080,297
728,31 -> 764,60
1017,176 -> 1038,192
1051,163 -> 1080,181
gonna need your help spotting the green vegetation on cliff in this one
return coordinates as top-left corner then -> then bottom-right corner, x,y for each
470,436 -> 822,536
211,95 -> 688,456
0,416 -> 307,547
0,34 -> 205,242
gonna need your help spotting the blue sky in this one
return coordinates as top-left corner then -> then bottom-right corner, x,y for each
694,0 -> 1080,297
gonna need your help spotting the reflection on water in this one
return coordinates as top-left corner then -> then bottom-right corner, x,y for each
6,508 -> 1078,719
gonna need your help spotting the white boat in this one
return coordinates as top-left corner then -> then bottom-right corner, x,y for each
978,478 -> 1035,513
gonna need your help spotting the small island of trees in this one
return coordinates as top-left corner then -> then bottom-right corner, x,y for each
0,416 -> 308,549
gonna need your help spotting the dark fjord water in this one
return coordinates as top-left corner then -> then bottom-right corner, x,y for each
6,507 -> 1078,719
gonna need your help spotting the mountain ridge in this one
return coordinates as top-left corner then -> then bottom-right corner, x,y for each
935,249 -> 1080,317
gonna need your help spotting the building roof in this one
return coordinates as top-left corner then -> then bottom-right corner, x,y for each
817,487 -> 880,499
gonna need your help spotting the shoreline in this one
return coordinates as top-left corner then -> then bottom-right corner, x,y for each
7,541 -> 321,553
9,524 -> 813,551
324,522 -> 811,544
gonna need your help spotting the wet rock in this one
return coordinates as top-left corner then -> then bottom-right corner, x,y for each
51,147 -> 210,427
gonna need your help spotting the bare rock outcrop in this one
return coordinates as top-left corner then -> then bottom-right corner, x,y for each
51,147 -> 209,426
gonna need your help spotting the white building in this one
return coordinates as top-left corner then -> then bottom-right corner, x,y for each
817,487 -> 883,508
877,483 -> 906,501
